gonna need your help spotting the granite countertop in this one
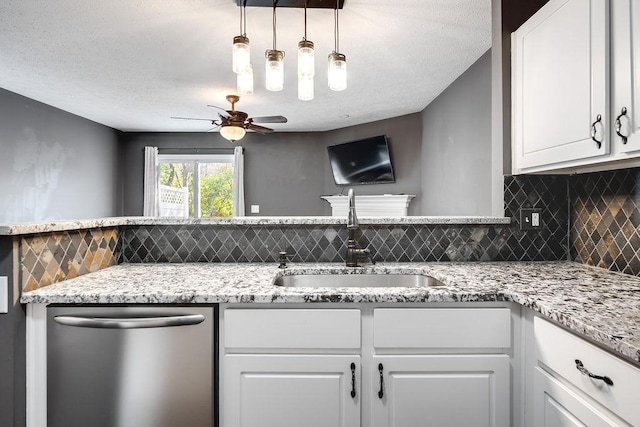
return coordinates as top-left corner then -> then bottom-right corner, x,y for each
21,261 -> 640,364
0,215 -> 511,235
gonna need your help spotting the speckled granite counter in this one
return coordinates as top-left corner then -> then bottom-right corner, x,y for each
20,261 -> 640,364
0,215 -> 511,235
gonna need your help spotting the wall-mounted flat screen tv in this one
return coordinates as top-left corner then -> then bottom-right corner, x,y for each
327,135 -> 395,185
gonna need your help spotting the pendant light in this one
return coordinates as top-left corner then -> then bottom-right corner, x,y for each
297,0 -> 314,101
237,63 -> 254,95
265,1 -> 284,92
232,1 -> 250,74
328,0 -> 347,91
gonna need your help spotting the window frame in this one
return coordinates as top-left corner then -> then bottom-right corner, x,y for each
157,153 -> 234,219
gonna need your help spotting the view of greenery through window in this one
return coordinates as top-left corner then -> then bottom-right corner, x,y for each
159,161 -> 233,218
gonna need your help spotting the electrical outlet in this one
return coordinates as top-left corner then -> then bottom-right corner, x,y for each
0,276 -> 7,314
251,205 -> 260,214
520,208 -> 542,230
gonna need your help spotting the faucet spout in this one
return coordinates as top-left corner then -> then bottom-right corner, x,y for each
345,189 -> 372,267
347,188 -> 358,230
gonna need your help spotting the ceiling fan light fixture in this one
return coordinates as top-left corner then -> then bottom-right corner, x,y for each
265,49 -> 284,91
328,52 -> 347,91
237,63 -> 254,95
220,124 -> 246,142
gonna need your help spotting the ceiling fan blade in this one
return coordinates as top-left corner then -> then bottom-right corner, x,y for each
207,123 -> 222,133
247,123 -> 274,134
207,105 -> 231,117
250,115 -> 288,124
170,116 -> 215,121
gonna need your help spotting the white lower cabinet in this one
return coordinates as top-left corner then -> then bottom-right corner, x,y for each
526,315 -> 640,427
534,367 -> 623,427
223,355 -> 360,427
371,355 -> 510,427
221,305 -> 513,427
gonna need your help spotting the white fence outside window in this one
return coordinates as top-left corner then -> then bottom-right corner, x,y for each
159,184 -> 189,218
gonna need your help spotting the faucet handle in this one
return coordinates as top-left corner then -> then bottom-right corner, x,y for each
355,247 -> 374,266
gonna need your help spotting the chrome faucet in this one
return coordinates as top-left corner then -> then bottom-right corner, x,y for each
345,189 -> 372,267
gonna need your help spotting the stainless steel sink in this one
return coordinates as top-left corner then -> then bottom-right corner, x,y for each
274,273 -> 445,288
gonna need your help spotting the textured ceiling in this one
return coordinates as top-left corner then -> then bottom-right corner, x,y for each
0,0 -> 491,132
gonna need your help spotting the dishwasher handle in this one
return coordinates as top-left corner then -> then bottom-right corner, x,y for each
53,314 -> 205,329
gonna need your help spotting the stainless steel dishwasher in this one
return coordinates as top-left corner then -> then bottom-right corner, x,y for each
47,305 -> 216,427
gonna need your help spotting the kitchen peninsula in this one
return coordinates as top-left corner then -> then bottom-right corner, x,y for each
4,216 -> 640,426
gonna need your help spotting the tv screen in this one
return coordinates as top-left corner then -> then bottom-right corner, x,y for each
327,135 -> 395,185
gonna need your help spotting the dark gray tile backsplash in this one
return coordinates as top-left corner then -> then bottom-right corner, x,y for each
121,175 -> 570,263
21,167 -> 640,292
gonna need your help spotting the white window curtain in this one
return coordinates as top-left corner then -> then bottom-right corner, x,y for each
233,146 -> 245,216
143,146 -> 159,217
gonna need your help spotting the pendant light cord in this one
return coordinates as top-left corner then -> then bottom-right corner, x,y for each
304,0 -> 308,41
242,0 -> 247,36
272,0 -> 277,50
334,0 -> 339,52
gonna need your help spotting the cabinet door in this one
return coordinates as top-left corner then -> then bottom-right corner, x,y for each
371,355 -> 510,427
223,354 -> 360,427
533,367 -> 629,427
611,0 -> 640,153
512,0 -> 609,172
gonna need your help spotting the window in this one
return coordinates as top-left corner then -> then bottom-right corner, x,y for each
157,154 -> 234,218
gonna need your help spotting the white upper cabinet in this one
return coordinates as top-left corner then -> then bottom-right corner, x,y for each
611,0 -> 640,154
512,0 -> 610,172
512,0 -> 640,173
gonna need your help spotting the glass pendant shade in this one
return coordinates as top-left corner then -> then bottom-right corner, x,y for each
237,64 -> 254,95
328,52 -> 347,91
220,124 -> 246,142
298,75 -> 314,101
297,40 -> 315,78
265,49 -> 284,91
232,35 -> 251,74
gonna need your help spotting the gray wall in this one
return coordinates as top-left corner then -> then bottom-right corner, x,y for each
421,49 -> 493,215
0,88 -> 120,223
0,87 -> 121,426
119,113 -> 424,216
0,237 -> 25,427
119,131 -> 327,216
322,114 -> 423,216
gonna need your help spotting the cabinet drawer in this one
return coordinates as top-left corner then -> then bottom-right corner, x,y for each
373,308 -> 511,349
535,317 -> 640,426
224,309 -> 360,350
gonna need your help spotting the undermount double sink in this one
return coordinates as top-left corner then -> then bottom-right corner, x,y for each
274,272 -> 445,288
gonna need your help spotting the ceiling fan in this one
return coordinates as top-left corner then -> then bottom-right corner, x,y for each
171,95 -> 287,142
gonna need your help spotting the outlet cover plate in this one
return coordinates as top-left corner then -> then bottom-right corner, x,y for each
520,208 -> 542,231
0,276 -> 7,314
